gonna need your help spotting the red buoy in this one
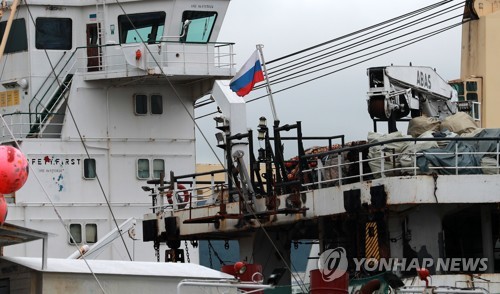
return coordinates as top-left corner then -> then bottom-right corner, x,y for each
0,146 -> 29,194
0,195 -> 7,225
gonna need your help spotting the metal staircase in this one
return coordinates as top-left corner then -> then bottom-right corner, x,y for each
28,73 -> 73,138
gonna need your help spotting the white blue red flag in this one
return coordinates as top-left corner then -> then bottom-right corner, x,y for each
230,50 -> 265,97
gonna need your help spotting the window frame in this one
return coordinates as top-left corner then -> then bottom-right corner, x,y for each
153,159 -> 165,179
85,223 -> 98,244
35,17 -> 72,50
150,94 -> 163,115
137,158 -> 150,179
0,18 -> 28,53
83,158 -> 97,179
181,11 -> 218,43
118,11 -> 166,44
69,223 -> 82,244
134,94 -> 148,115
68,223 -> 98,245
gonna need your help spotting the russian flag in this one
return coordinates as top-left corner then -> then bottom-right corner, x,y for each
230,50 -> 265,97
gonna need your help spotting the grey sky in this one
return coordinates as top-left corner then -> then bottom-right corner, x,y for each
195,0 -> 462,163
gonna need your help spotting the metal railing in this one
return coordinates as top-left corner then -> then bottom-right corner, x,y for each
0,112 -> 64,140
149,169 -> 227,212
301,136 -> 500,189
74,41 -> 235,75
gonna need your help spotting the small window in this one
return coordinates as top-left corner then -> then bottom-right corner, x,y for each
35,18 -> 72,50
118,12 -> 166,44
84,158 -> 96,179
466,93 -> 478,101
85,223 -> 98,243
135,94 -> 148,115
181,11 -> 217,43
69,224 -> 82,243
0,19 -> 27,53
466,81 -> 477,92
138,159 -> 150,179
153,159 -> 165,179
452,82 -> 464,95
151,94 -> 163,114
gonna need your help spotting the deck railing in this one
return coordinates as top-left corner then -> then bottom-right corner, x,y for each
74,41 -> 235,76
301,136 -> 500,189
154,136 -> 500,212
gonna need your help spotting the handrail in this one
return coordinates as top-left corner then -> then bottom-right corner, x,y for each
302,136 -> 500,159
300,135 -> 500,188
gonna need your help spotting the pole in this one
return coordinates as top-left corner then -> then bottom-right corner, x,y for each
0,0 -> 20,60
256,44 -> 279,123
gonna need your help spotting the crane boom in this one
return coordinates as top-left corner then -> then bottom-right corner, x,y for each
366,66 -> 459,132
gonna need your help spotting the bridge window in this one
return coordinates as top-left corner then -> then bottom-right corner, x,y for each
83,158 -> 96,179
118,12 -> 166,44
35,18 -> 72,50
181,11 -> 217,43
0,18 -> 27,53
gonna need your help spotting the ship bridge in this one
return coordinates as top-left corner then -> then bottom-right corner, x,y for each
0,0 -> 235,141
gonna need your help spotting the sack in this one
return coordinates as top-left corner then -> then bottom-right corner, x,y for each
440,112 -> 477,135
407,116 -> 441,137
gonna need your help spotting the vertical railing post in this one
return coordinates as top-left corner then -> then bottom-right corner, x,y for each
210,173 -> 216,204
358,151 -> 363,182
380,147 -> 385,178
337,153 -> 342,186
455,143 -> 459,175
191,177 -> 196,208
317,158 -> 322,189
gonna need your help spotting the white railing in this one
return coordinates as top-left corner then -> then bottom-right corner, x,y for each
0,112 -> 64,141
302,137 -> 500,189
75,41 -> 235,77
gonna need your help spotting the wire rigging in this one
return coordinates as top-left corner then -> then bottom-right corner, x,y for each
194,0 -> 467,117
240,0 -> 467,103
266,0 -> 454,66
266,1 -> 464,79
259,12 -> 465,89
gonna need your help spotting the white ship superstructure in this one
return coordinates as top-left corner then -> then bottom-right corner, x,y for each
1,0 -> 235,261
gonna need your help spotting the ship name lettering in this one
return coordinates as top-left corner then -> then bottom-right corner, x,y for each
416,70 -> 432,89
191,4 -> 214,8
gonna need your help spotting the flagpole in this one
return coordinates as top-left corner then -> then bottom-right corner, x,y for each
256,44 -> 279,123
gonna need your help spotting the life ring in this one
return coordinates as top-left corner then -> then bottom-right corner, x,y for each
166,184 -> 190,204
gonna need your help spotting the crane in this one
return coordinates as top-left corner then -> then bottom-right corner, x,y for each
367,66 -> 459,133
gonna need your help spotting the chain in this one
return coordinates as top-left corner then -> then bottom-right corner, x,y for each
154,240 -> 160,262
184,240 -> 190,263
208,243 -> 213,268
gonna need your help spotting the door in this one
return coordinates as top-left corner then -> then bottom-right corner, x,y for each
86,23 -> 101,72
